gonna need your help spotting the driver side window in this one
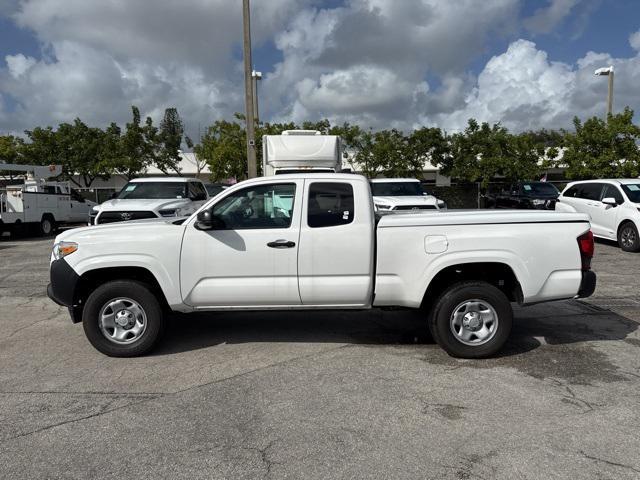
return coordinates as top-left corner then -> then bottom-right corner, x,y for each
211,183 -> 296,230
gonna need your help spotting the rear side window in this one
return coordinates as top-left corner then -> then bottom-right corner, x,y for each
308,183 -> 354,228
576,183 -> 604,201
563,186 -> 578,197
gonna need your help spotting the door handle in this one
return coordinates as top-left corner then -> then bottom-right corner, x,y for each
267,239 -> 296,248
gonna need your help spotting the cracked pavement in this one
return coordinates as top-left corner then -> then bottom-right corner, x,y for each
0,235 -> 639,479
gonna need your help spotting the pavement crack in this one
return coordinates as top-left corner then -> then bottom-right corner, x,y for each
0,394 -> 162,444
579,451 -> 640,474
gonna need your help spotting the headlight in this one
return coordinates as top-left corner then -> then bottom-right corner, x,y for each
159,209 -> 177,217
376,204 -> 392,211
52,241 -> 78,260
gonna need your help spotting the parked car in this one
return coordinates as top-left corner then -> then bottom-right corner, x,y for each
48,173 -> 595,359
557,179 -> 640,252
90,177 -> 209,225
488,181 -> 559,210
370,178 -> 446,211
204,183 -> 230,198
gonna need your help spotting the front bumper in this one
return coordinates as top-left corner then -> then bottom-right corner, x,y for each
47,258 -> 83,323
577,270 -> 596,298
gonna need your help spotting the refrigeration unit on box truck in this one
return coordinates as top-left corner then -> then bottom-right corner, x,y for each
262,130 -> 342,176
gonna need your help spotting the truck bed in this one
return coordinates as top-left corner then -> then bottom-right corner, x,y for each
374,209 -> 591,308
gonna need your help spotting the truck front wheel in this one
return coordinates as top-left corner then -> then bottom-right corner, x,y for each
428,281 -> 512,358
82,280 -> 165,357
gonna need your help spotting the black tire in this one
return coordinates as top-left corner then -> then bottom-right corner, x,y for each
428,281 -> 512,359
618,222 -> 640,252
39,215 -> 56,236
82,280 -> 164,357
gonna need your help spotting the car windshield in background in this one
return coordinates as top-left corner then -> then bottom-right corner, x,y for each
117,182 -> 187,199
622,184 -> 640,203
521,182 -> 559,196
205,184 -> 227,197
371,182 -> 424,196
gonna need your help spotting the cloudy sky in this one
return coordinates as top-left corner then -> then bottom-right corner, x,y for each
1,0 -> 640,138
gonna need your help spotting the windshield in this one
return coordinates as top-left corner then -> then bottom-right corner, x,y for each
205,184 -> 227,197
116,182 -> 187,199
521,182 -> 559,196
622,184 -> 640,203
371,182 -> 425,196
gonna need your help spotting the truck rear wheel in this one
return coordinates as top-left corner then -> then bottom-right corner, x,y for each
82,280 -> 165,357
39,215 -> 56,236
428,281 -> 512,358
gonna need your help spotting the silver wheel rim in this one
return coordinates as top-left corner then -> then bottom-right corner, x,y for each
42,219 -> 52,234
621,227 -> 636,248
449,299 -> 499,346
99,297 -> 147,345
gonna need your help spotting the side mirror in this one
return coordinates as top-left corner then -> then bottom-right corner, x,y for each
602,197 -> 617,206
110,192 -> 117,200
195,210 -> 225,230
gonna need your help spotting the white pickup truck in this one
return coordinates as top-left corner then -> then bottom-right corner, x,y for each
48,174 -> 596,358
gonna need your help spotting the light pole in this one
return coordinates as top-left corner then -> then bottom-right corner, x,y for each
252,70 -> 262,123
594,65 -> 614,118
242,0 -> 257,178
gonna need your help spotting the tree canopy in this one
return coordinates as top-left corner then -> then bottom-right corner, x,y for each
2,106 -> 639,187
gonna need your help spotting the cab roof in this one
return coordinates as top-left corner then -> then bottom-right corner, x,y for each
130,177 -> 201,183
566,178 -> 640,185
370,178 -> 420,183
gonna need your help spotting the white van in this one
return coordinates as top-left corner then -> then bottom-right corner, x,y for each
558,179 -> 640,252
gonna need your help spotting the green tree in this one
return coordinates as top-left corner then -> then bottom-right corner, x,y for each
353,129 -> 409,178
439,119 -> 547,186
0,135 -> 23,163
561,107 -> 640,179
195,118 -> 247,181
111,106 -> 160,179
406,127 -> 450,178
157,107 -> 185,174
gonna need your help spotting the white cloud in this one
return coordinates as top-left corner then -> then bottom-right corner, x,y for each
0,0 -> 308,135
524,0 -> 580,35
1,0 -> 639,137
425,39 -> 640,132
5,53 -> 36,77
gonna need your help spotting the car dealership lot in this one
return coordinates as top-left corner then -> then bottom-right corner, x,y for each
0,235 -> 639,479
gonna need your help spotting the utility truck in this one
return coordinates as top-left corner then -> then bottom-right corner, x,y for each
0,163 -> 96,236
48,173 -> 596,358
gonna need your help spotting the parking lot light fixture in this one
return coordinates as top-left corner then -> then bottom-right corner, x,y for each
594,65 -> 614,118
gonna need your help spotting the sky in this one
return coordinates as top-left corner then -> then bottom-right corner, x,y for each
1,0 -> 640,139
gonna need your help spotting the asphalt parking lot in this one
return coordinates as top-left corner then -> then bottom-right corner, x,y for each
0,233 -> 639,479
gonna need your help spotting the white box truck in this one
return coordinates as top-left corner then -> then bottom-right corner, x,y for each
262,130 -> 342,176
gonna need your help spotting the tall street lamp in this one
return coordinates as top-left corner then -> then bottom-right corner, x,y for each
242,0 -> 257,178
594,65 -> 614,118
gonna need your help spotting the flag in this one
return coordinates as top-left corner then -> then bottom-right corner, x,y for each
540,173 -> 547,182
